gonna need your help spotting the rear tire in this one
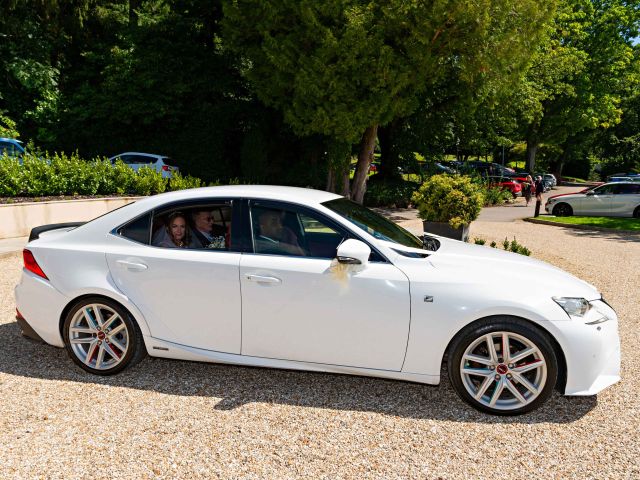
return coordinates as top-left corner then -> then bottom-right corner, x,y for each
634,206 -> 640,219
448,317 -> 558,415
62,296 -> 146,375
552,203 -> 573,217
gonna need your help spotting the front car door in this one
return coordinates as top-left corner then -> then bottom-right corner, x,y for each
239,200 -> 411,371
105,199 -> 242,353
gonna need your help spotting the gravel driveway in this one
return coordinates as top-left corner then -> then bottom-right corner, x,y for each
1,216 -> 639,479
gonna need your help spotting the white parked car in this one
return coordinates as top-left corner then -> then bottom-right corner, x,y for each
109,152 -> 179,178
15,186 -> 620,415
545,182 -> 640,217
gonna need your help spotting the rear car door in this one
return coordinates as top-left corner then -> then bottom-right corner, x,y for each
610,183 -> 640,216
105,199 -> 242,353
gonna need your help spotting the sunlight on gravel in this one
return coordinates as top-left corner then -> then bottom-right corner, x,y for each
1,214 -> 639,478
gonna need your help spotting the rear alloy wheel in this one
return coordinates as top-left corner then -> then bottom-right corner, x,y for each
63,297 -> 146,375
552,203 -> 573,217
634,206 -> 640,219
448,318 -> 558,415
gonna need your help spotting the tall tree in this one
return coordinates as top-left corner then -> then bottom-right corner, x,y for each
516,0 -> 640,173
222,0 -> 552,203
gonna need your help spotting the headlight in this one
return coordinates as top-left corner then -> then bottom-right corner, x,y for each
552,297 -> 591,318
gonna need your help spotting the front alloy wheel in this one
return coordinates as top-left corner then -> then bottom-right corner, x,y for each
448,318 -> 558,415
63,297 -> 146,375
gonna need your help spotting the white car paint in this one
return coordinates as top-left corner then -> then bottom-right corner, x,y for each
15,185 -> 620,405
545,182 -> 640,217
108,152 -> 179,179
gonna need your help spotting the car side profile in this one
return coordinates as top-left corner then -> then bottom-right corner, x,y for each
545,182 -> 640,217
0,137 -> 25,158
109,152 -> 179,178
15,186 -> 620,415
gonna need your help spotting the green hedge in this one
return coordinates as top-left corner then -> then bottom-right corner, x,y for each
0,152 -> 204,197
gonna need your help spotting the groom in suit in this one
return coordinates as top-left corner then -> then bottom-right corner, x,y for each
190,210 -> 226,249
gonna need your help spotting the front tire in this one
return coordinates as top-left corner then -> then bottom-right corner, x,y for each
634,206 -> 640,219
448,317 -> 558,415
63,297 -> 146,375
552,202 -> 573,217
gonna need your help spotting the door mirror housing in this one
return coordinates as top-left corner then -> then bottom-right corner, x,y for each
586,191 -> 595,196
336,239 -> 371,266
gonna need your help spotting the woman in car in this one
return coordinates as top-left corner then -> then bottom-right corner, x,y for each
153,211 -> 191,248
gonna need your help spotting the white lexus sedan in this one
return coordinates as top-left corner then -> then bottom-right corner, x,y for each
15,186 -> 620,415
545,181 -> 640,217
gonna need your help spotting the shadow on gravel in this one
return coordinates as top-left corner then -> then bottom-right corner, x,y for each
0,321 -> 597,424
563,228 -> 640,243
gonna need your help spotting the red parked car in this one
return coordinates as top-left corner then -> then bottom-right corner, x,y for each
487,176 -> 522,198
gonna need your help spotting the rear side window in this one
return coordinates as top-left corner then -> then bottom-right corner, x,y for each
162,157 -> 179,167
117,213 -> 151,244
132,155 -> 156,165
617,184 -> 640,194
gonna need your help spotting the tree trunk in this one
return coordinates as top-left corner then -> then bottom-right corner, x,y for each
525,138 -> 538,173
340,170 -> 350,197
377,122 -> 401,180
351,125 -> 378,204
326,169 -> 335,193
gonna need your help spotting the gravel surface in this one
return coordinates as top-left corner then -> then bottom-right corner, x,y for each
1,214 -> 639,479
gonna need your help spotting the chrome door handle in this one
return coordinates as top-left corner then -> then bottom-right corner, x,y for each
116,259 -> 148,271
245,274 -> 281,284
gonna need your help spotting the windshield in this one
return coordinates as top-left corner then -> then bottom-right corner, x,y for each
322,198 -> 423,249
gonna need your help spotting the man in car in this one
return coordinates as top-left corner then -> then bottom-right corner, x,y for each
255,209 -> 305,256
190,210 -> 226,249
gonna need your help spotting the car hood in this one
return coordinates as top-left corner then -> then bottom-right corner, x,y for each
384,236 -> 600,300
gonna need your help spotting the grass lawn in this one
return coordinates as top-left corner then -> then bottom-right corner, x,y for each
539,216 -> 640,231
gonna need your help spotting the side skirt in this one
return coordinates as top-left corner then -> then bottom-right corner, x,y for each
144,336 -> 440,386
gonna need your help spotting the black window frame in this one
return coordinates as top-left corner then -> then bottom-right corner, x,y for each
245,199 -> 388,263
113,198 -> 242,252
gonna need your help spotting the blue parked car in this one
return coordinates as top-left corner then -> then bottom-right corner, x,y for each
0,138 -> 25,158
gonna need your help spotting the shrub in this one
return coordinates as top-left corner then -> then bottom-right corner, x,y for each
132,166 -> 167,196
0,153 -> 23,196
503,236 -> 531,256
169,172 -> 204,191
364,177 -> 419,208
412,174 -> 484,228
473,237 -> 486,245
483,186 -> 513,206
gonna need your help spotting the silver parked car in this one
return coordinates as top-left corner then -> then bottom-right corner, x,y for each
109,152 -> 179,179
545,182 -> 640,217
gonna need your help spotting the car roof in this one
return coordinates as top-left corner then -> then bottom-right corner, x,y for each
110,152 -> 166,159
0,137 -> 23,144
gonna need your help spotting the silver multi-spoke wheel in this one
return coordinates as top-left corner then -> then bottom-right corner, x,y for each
460,331 -> 547,411
68,303 -> 129,371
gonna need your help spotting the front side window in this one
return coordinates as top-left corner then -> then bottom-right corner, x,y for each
322,198 -> 423,249
594,185 -> 616,195
250,204 -> 346,259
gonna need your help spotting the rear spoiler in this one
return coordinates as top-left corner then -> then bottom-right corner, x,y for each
28,222 -> 86,242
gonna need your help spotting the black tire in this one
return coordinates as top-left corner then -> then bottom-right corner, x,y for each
62,296 -> 146,375
552,202 -> 573,217
447,317 -> 558,416
634,206 -> 640,219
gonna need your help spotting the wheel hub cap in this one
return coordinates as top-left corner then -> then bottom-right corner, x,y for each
496,364 -> 508,375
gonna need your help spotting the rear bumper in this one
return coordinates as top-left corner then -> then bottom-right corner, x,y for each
16,314 -> 45,342
14,269 -> 68,347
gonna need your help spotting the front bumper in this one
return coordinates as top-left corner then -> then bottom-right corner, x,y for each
550,300 -> 621,395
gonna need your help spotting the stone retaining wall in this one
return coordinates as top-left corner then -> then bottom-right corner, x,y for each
0,197 -> 140,239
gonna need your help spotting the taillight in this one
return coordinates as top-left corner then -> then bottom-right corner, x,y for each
23,249 -> 48,280
162,165 -> 169,171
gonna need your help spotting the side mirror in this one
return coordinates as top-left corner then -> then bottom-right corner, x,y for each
586,191 -> 595,196
336,239 -> 371,266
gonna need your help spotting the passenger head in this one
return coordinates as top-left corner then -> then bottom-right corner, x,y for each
166,211 -> 189,247
192,210 -> 214,234
258,209 -> 284,239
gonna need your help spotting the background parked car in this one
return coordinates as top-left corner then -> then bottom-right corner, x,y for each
109,152 -> 179,178
486,176 -> 522,197
545,181 -> 640,217
0,138 -> 25,158
543,173 -> 557,187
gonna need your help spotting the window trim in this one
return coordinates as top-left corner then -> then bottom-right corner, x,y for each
111,198 -> 241,253
246,198 -> 389,263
